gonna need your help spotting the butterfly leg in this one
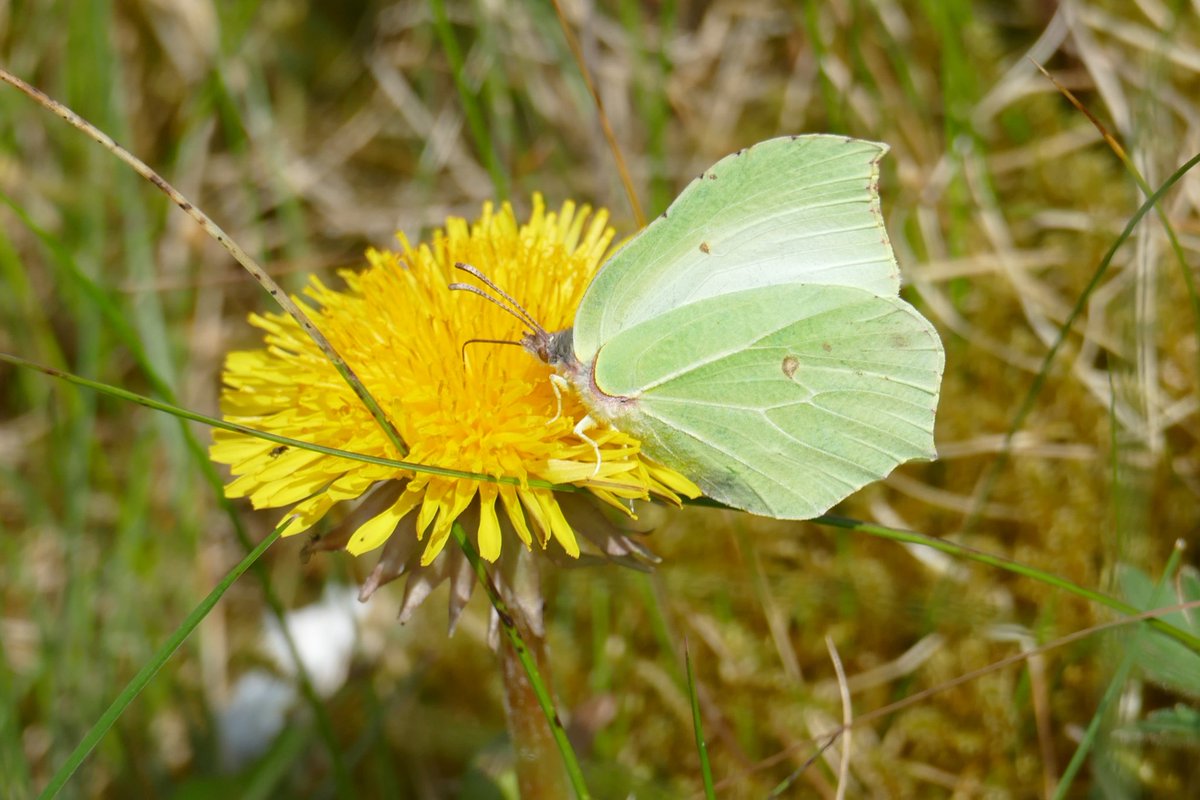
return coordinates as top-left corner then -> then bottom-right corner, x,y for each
547,374 -> 568,425
573,414 -> 602,477
546,375 -> 600,475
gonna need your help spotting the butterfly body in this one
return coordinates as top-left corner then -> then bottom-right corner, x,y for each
521,327 -> 639,428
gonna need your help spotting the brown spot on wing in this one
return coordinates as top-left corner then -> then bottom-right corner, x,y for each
699,241 -> 711,254
781,355 -> 800,379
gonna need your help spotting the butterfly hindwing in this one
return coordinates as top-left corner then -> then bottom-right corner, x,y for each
588,283 -> 943,519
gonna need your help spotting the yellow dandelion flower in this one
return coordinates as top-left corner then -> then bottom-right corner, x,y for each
211,195 -> 699,570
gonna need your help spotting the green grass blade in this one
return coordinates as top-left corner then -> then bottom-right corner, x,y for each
428,0 -> 509,200
965,148 -> 1200,530
684,642 -> 716,800
0,67 -> 411,459
17,345 -> 1198,657
37,525 -> 285,800
812,514 -> 1200,653
1031,58 -> 1200,437
0,351 -> 569,491
1,185 -> 353,795
1052,545 -> 1188,798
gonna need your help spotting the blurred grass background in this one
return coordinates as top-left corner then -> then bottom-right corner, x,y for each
2,0 -> 1200,797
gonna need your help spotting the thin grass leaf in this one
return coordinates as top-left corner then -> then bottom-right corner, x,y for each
684,642 -> 716,800
2,186 -> 356,795
0,68 -> 411,458
38,525 -> 285,799
0,351 -> 571,491
428,0 -> 509,200
550,0 -> 645,227
1117,564 -> 1200,699
811,514 -> 1200,653
754,597 -> 1200,797
1030,58 -> 1200,421
618,0 -> 675,216
1125,705 -> 1200,746
965,149 -> 1200,530
1052,545 -> 1189,798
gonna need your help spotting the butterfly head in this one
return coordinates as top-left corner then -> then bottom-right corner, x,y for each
450,262 -> 582,371
521,328 -> 575,368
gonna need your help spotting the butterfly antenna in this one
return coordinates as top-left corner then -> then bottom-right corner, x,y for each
451,262 -> 547,334
447,282 -> 537,329
460,337 -> 523,364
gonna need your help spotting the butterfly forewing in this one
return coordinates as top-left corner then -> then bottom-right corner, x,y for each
572,136 -> 901,363
588,284 -> 943,519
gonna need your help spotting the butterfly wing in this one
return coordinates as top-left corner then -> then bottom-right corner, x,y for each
587,283 -> 943,519
572,136 -> 901,363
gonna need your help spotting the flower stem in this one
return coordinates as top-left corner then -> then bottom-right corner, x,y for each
500,611 -> 571,799
451,524 -> 590,798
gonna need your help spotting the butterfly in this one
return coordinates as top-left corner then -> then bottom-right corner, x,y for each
459,135 -> 944,520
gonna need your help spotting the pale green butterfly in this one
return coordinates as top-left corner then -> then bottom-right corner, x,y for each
457,135 -> 944,520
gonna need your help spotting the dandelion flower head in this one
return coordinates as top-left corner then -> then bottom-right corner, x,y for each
211,195 -> 698,567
